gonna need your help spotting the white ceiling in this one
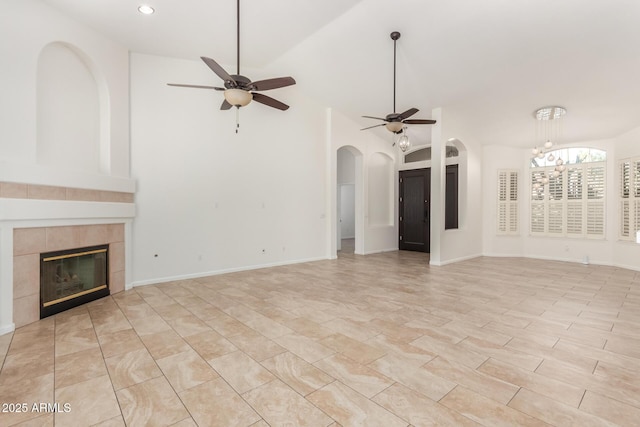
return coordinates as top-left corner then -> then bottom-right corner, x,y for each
42,0 -> 640,148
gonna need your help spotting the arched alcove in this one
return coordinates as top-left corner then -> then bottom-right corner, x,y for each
336,145 -> 363,255
37,42 -> 109,174
368,152 -> 394,226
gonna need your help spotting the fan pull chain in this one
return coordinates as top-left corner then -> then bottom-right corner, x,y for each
236,107 -> 240,133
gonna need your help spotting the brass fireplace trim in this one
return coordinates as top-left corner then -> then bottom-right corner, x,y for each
43,284 -> 107,307
42,248 -> 107,262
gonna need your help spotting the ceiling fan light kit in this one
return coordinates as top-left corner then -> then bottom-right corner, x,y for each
361,31 -> 436,149
224,88 -> 252,107
167,0 -> 295,131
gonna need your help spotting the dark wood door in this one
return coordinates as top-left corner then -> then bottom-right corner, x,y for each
399,168 -> 430,252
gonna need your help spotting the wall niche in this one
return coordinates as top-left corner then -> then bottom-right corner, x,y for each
37,42 -> 108,174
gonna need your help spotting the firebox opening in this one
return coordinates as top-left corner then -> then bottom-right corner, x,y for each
40,244 -> 110,318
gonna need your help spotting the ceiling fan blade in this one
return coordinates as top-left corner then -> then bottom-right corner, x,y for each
252,92 -> 289,111
360,123 -> 387,131
167,83 -> 225,91
250,76 -> 296,91
398,108 -> 419,120
201,56 -> 236,86
362,115 -> 388,121
220,99 -> 232,110
403,119 -> 437,125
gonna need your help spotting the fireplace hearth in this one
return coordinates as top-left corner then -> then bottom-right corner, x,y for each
40,244 -> 110,318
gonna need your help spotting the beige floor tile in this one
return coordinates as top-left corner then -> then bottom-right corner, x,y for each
284,317 -> 334,340
105,348 -> 163,390
170,418 -> 197,427
478,357 -> 584,407
323,318 -> 379,342
224,306 -> 294,339
166,314 -> 211,338
227,329 -> 287,361
92,415 -> 126,426
423,357 -> 519,404
208,351 -> 275,394
243,379 -> 334,426
508,388 -> 615,427
458,336 -> 543,371
97,328 -> 145,359
0,345 -> 53,386
128,314 -> 172,336
0,373 -> 54,426
307,381 -> 406,427
319,333 -> 387,365
139,329 -> 191,360
366,335 -> 436,366
184,329 -> 237,360
373,383 -> 482,426
152,303 -> 192,321
506,337 -> 598,373
205,312 -> 255,337
55,375 -> 121,426
179,378 -> 261,427
440,386 -> 551,427
54,309 -> 93,334
12,413 -> 54,426
261,352 -> 334,396
55,347 -> 108,389
536,357 -> 640,408
54,328 -> 99,357
156,349 -> 219,392
579,390 -> 640,426
411,334 -> 488,369
5,256 -> 640,426
116,376 -> 189,427
186,302 -> 220,321
314,353 -> 393,398
274,333 -> 335,363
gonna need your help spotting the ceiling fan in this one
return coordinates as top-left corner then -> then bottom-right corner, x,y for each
167,0 -> 295,114
361,31 -> 436,134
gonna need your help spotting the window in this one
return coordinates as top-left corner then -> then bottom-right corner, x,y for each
530,148 -> 605,238
445,165 -> 458,229
619,157 -> 640,240
497,170 -> 518,234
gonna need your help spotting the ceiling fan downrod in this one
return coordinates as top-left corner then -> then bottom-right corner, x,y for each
391,31 -> 400,114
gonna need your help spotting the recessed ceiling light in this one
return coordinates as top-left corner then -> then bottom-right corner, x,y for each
138,5 -> 155,15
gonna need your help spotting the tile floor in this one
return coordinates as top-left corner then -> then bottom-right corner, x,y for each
1,245 -> 640,426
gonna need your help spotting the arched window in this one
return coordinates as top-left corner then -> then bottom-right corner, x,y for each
530,147 -> 606,238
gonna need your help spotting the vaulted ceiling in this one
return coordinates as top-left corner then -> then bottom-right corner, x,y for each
42,0 -> 640,147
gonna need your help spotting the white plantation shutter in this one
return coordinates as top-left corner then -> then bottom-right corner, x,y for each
530,160 -> 605,238
619,158 -> 640,240
566,203 -> 583,235
497,170 -> 519,235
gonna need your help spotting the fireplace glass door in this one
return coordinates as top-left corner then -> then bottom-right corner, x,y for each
40,244 -> 109,318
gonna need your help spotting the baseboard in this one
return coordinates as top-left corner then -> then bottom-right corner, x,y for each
483,253 -> 640,273
130,256 -> 329,288
430,253 -> 482,266
362,247 -> 398,255
0,323 -> 15,336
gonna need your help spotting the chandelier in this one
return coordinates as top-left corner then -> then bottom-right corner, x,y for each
396,127 -> 411,152
532,106 -> 566,191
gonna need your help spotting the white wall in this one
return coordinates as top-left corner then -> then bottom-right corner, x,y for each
430,107 -> 484,265
130,53 -> 328,284
0,0 -> 130,185
613,125 -> 640,271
